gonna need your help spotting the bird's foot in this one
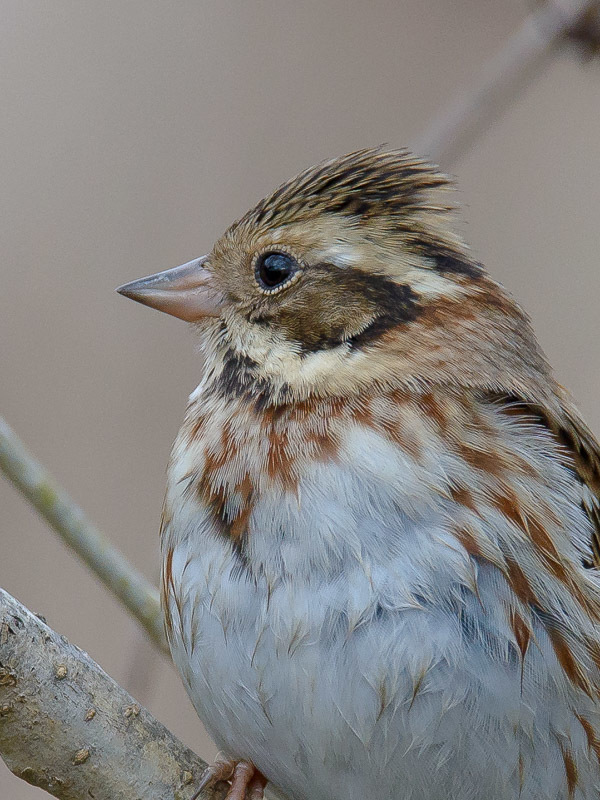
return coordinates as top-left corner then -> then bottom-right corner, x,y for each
191,756 -> 267,800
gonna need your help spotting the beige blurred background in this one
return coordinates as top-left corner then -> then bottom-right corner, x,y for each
1,1 -> 599,797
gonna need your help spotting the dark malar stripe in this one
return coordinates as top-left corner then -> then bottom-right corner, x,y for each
215,347 -> 290,411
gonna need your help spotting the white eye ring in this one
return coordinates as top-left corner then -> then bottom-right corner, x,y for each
252,247 -> 304,295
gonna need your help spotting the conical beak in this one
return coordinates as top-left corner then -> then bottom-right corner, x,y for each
116,256 -> 224,321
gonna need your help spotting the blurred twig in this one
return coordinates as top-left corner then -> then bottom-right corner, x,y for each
416,0 -> 600,166
0,416 -> 168,655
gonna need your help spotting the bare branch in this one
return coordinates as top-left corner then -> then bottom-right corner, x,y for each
0,416 -> 168,655
0,587 -> 228,800
416,0 -> 600,166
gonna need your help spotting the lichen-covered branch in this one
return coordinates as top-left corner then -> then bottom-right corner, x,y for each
0,416 -> 168,654
0,588 -> 230,800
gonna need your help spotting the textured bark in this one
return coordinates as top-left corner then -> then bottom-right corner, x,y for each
0,588 -> 227,800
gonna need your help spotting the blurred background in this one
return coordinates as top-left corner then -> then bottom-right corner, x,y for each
1,1 -> 599,796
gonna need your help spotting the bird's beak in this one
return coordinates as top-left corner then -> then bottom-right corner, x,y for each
116,256 -> 224,322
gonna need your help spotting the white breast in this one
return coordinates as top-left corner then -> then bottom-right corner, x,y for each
162,406 -> 600,800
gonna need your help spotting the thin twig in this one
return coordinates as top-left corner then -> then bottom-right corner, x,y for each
416,0 -> 600,166
0,416 -> 168,655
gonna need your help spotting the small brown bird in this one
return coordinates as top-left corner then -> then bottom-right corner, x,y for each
118,149 -> 600,800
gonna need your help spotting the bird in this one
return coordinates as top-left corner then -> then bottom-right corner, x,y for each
117,148 -> 600,800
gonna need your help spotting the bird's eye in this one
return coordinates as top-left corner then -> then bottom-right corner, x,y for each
254,251 -> 301,293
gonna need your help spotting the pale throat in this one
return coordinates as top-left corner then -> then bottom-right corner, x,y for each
196,312 -> 373,405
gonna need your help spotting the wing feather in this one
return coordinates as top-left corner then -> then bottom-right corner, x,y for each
488,391 -> 600,569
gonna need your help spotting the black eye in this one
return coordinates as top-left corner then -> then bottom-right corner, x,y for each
255,251 -> 299,292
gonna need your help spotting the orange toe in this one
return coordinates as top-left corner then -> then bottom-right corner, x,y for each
225,761 -> 265,800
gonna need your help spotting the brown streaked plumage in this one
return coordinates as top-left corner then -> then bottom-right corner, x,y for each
119,148 -> 600,800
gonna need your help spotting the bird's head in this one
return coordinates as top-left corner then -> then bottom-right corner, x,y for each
118,148 -> 548,404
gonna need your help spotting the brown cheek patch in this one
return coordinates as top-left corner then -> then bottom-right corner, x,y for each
281,267 -> 421,354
